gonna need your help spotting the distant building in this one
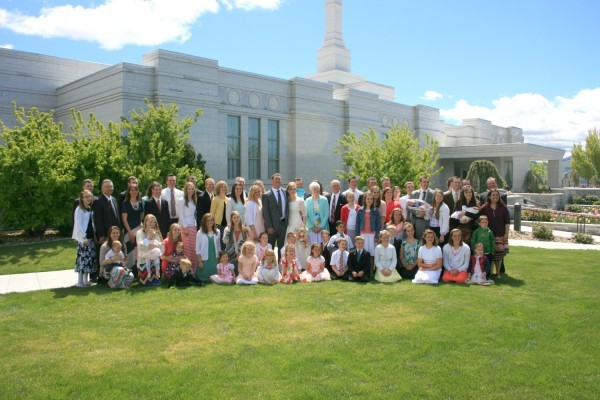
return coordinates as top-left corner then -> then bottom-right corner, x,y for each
0,0 -> 564,190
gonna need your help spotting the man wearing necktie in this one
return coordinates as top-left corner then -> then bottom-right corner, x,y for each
93,179 -> 121,282
261,173 -> 288,249
161,174 -> 184,227
143,181 -> 170,238
408,175 -> 434,240
443,176 -> 462,230
197,178 -> 215,229
327,180 -> 348,233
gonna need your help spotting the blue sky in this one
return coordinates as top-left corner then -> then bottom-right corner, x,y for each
1,0 -> 599,152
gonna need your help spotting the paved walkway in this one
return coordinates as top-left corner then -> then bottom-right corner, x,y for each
1,226 -> 598,294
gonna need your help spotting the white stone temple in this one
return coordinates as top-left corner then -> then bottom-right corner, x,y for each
0,0 -> 564,190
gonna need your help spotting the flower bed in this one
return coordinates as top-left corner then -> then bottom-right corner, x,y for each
521,208 -> 600,225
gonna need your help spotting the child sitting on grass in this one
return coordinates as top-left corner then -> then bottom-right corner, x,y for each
466,242 -> 494,285
210,251 -> 236,285
168,258 -> 203,287
237,241 -> 259,285
257,249 -> 281,285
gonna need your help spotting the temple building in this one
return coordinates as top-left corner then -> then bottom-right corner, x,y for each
0,0 -> 564,189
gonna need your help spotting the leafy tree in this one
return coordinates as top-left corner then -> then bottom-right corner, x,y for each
529,161 -> 548,186
571,127 -> 600,181
121,100 -> 206,186
466,160 -> 506,193
334,125 -> 442,188
69,110 -> 129,193
523,170 -> 544,193
0,104 -> 76,236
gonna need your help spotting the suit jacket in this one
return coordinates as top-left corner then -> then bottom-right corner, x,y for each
347,248 -> 371,275
443,190 -> 460,230
144,197 -> 170,238
262,188 -> 289,233
93,195 -> 121,240
443,190 -> 460,213
197,191 -> 212,227
479,189 -> 508,206
326,192 -> 348,224
410,188 -> 435,204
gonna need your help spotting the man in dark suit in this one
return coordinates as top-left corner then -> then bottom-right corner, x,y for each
479,177 -> 508,205
326,180 -> 348,233
443,176 -> 462,230
348,236 -> 371,282
196,178 -> 215,228
93,179 -> 121,282
262,173 -> 289,249
408,175 -> 435,240
93,179 -> 121,244
143,181 -> 170,238
118,176 -> 138,213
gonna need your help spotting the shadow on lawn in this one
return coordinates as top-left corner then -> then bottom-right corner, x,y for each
0,239 -> 73,265
50,280 -> 198,298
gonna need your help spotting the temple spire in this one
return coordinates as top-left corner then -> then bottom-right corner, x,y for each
317,0 -> 351,73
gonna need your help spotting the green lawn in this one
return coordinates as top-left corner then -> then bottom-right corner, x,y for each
0,247 -> 598,399
0,239 -> 76,275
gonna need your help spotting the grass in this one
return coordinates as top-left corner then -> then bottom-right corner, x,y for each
0,247 -> 598,399
0,239 -> 75,275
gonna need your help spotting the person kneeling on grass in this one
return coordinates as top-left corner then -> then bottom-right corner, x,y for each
210,251 -> 236,285
348,236 -> 371,282
168,258 -> 203,287
257,249 -> 281,285
330,237 -> 350,280
300,243 -> 331,282
237,241 -> 259,285
374,230 -> 402,283
441,228 -> 470,284
412,229 -> 442,285
466,242 -> 495,285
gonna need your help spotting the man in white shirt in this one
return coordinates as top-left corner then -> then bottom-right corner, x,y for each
161,174 -> 183,226
408,175 -> 435,240
399,181 -> 415,221
327,180 -> 348,233
262,173 -> 289,249
344,176 -> 363,204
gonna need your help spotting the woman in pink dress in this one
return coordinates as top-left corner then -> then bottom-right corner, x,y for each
246,184 -> 265,242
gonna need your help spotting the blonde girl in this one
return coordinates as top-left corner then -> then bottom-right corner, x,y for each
257,249 -> 281,284
236,241 -> 259,284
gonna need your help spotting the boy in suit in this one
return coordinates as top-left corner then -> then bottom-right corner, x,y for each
348,236 -> 371,282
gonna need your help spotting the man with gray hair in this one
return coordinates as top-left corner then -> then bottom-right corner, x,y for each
327,179 -> 347,233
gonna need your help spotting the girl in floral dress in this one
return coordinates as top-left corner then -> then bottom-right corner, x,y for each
280,244 -> 301,284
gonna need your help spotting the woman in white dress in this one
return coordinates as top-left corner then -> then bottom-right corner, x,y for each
245,184 -> 265,242
285,182 -> 306,235
285,182 -> 309,268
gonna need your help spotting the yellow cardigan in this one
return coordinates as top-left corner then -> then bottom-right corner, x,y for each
210,196 -> 228,226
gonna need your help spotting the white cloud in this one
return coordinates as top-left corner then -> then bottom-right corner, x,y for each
421,90 -> 443,101
0,43 -> 14,49
440,88 -> 600,150
0,0 -> 283,50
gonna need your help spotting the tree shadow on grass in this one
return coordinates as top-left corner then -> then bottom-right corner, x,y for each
492,274 -> 525,287
0,240 -> 73,265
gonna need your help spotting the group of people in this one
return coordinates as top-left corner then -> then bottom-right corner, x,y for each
71,172 -> 510,288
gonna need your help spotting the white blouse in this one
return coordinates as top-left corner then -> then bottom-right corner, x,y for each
374,244 -> 397,271
177,198 -> 197,228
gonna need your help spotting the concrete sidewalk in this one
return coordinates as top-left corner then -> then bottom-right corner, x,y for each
0,269 -> 77,294
1,227 -> 598,294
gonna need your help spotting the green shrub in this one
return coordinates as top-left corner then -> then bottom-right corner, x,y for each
532,223 -> 554,240
565,204 -> 583,213
594,200 -> 600,206
572,232 -> 594,244
572,195 -> 600,205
